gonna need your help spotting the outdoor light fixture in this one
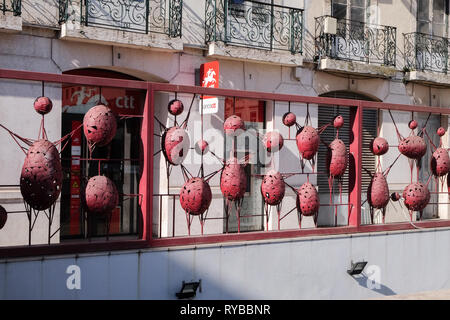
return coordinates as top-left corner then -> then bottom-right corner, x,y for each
176,280 -> 201,299
347,261 -> 368,276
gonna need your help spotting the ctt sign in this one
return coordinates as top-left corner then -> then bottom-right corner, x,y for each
199,61 -> 219,114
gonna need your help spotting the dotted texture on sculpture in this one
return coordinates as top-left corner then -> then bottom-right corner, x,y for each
403,182 -> 430,212
220,157 -> 247,201
162,126 -> 190,165
367,173 -> 390,209
327,139 -> 348,177
260,170 -> 285,206
263,131 -> 284,153
296,126 -> 320,160
84,175 -> 119,214
282,112 -> 296,127
179,178 -> 212,216
398,135 -> 427,160
297,182 -> 320,216
168,99 -> 184,116
224,115 -> 245,136
431,148 -> 450,177
20,140 -> 63,211
34,96 -> 53,115
371,137 -> 389,156
83,105 -> 117,147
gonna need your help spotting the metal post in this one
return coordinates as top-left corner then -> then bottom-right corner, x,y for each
348,102 -> 362,227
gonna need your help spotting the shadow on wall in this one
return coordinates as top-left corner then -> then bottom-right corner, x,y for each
351,274 -> 397,297
22,0 -> 60,27
183,2 -> 207,48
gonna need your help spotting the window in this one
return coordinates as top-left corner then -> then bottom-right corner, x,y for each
417,0 -> 448,37
332,0 -> 367,22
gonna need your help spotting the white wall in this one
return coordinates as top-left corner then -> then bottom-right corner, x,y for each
1,228 -> 450,299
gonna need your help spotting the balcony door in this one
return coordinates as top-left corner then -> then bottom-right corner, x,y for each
416,0 -> 449,72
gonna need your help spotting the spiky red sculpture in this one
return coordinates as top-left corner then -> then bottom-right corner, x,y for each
220,157 -> 247,201
296,126 -> 320,160
431,148 -> 450,177
327,139 -> 348,178
83,104 -> 117,147
297,182 -> 320,217
437,127 -> 446,137
34,96 -> 53,115
260,170 -> 285,206
162,126 -> 190,165
333,115 -> 344,129
195,139 -> 209,155
398,135 -> 427,160
20,140 -> 63,211
263,131 -> 284,153
0,205 -> 7,229
180,177 -> 212,216
367,173 -> 390,210
85,175 -> 119,214
282,112 -> 296,127
409,120 -> 418,130
168,99 -> 184,116
403,182 -> 430,212
371,137 -> 389,156
224,115 -> 245,136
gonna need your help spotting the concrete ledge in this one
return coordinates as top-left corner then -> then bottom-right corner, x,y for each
405,70 -> 450,87
0,13 -> 22,33
60,22 -> 183,52
375,289 -> 450,300
318,58 -> 397,78
207,42 -> 303,67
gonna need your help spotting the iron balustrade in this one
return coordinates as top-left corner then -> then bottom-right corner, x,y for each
315,16 -> 396,67
58,0 -> 182,37
404,32 -> 449,74
0,0 -> 21,15
205,0 -> 303,54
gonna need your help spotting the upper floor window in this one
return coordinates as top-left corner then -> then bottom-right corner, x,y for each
417,0 -> 448,37
332,0 -> 367,22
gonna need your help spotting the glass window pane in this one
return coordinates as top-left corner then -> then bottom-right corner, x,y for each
352,0 -> 365,8
351,7 -> 365,22
418,21 -> 431,33
332,3 -> 347,19
433,0 -> 446,23
432,22 -> 445,36
418,0 -> 430,21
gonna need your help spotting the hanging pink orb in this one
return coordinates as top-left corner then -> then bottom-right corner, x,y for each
195,139 -> 209,155
263,131 -> 284,153
168,99 -> 184,116
260,170 -> 285,206
367,173 -> 389,209
398,135 -> 426,159
327,139 -> 348,178
85,175 -> 119,214
282,112 -> 296,127
179,178 -> 212,216
437,127 -> 446,137
431,148 -> 450,177
220,157 -> 247,201
0,205 -> 7,229
297,182 -> 320,216
296,126 -> 320,160
403,182 -> 430,212
83,105 -> 117,147
224,115 -> 245,136
34,96 -> 53,115
409,120 -> 418,130
333,115 -> 344,129
20,139 -> 63,211
370,137 -> 389,156
162,126 -> 190,165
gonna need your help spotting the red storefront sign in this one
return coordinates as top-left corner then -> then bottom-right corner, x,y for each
199,61 -> 220,114
70,120 -> 82,235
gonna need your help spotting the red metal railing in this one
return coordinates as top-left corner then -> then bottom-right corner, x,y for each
0,68 -> 450,258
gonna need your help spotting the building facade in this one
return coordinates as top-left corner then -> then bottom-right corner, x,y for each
1,0 -> 450,299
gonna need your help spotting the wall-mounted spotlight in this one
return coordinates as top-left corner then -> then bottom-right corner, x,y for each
176,280 -> 202,299
347,261 -> 368,276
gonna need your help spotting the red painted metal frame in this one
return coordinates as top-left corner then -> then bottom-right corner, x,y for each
1,68 -> 450,258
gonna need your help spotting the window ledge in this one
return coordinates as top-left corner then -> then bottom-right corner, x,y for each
405,70 -> 450,87
0,12 -> 22,33
317,58 -> 398,79
60,21 -> 183,52
207,42 -> 304,67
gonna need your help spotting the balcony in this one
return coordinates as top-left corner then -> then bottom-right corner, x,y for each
403,32 -> 450,86
59,0 -> 183,51
314,16 -> 397,78
0,0 -> 22,32
205,0 -> 304,66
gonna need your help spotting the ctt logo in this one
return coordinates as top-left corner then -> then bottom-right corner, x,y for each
66,265 -> 81,290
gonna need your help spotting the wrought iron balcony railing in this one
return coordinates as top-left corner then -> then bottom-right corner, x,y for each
205,0 -> 303,54
315,16 -> 396,67
0,0 -> 21,15
59,0 -> 182,38
404,32 -> 449,74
